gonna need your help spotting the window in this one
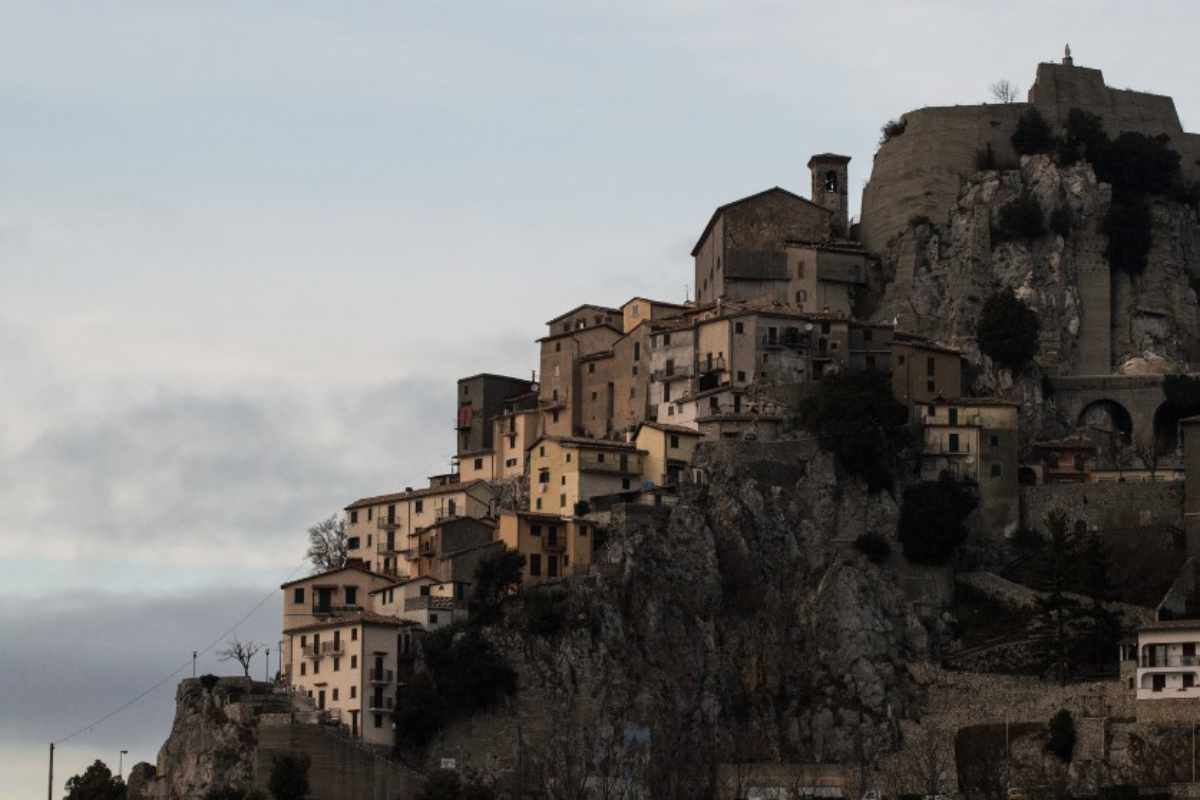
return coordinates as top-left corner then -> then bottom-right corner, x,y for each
737,371 -> 746,382
300,662 -> 306,675
530,554 -> 542,576
555,342 -> 561,352
301,635 -> 307,648
948,408 -> 958,425
474,457 -> 483,470
622,478 -> 631,490
560,494 -> 566,507
825,170 -> 838,192
670,435 -> 680,448
313,660 -> 319,674
632,366 -> 638,376
333,688 -> 339,700
990,463 -> 1003,478
797,260 -> 806,278
948,433 -> 960,453
589,363 -> 595,374
374,714 -> 383,729
347,537 -> 360,550
598,452 -> 606,463
735,322 -> 744,334
531,524 -> 542,537
864,329 -> 873,342
866,356 -> 876,370
548,556 -> 559,578
927,380 -> 935,393
663,383 -> 672,402
664,333 -> 671,345
536,498 -> 542,509
990,435 -> 999,448
367,534 -> 372,546
762,354 -> 769,364
351,627 -> 357,641
796,290 -> 807,304
631,303 -> 640,317
351,686 -> 356,698
293,588 -> 304,604
414,500 -> 423,514
561,476 -> 566,485
927,357 -> 936,376
579,526 -> 588,536
830,342 -> 838,351
539,446 -> 546,457
566,453 -> 571,462
630,386 -> 636,398
592,392 -> 598,401
351,655 -> 357,668
634,342 -> 640,361
898,355 -> 906,365
508,435 -> 516,448
552,411 -> 560,423
368,508 -> 373,521
430,613 -> 439,625
345,587 -> 357,606
350,510 -> 358,524
333,657 -> 340,671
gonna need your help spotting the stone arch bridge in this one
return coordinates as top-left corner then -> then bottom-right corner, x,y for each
1050,374 -> 1194,454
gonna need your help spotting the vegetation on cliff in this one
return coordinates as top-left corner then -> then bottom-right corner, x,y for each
976,288 -> 1041,371
896,477 -> 977,564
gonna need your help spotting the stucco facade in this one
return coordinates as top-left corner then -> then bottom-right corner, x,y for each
496,510 -> 594,586
891,336 -> 963,405
455,373 -> 536,456
635,422 -> 701,487
493,407 -> 541,478
1135,621 -> 1200,700
528,436 -> 646,515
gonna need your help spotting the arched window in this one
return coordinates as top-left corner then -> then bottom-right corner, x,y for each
824,170 -> 838,192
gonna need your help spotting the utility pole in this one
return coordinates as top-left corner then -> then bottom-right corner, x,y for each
192,650 -> 197,678
47,742 -> 54,800
265,648 -> 270,683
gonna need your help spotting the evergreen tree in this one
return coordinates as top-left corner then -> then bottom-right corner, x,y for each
64,761 -> 126,800
1037,511 -> 1081,684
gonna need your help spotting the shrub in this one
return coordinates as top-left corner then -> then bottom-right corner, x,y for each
898,477 -> 978,564
268,753 -> 310,800
523,587 -> 568,637
977,288 -> 1041,371
975,144 -> 997,170
421,625 -> 517,716
993,191 -> 1046,242
908,214 -> 932,228
1047,709 -> 1076,762
880,118 -> 907,145
469,549 -> 525,624
199,674 -> 220,691
1049,206 -> 1073,238
1100,132 -> 1181,197
1103,196 -> 1153,274
797,370 -> 913,493
1011,107 -> 1055,155
393,672 -> 446,749
854,532 -> 892,564
419,769 -> 463,800
1058,108 -> 1108,166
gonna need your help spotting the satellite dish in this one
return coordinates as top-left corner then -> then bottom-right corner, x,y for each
804,323 -> 814,332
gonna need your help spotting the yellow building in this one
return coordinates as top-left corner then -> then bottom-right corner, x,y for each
371,575 -> 470,630
344,480 -> 496,576
538,320 -> 623,438
493,405 -> 541,478
496,510 -> 594,586
620,296 -> 689,334
284,612 -> 419,746
527,435 -> 647,515
455,449 -> 495,482
635,422 -> 701,487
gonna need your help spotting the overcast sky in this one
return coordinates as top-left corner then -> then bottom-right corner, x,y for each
3,2 -> 1198,796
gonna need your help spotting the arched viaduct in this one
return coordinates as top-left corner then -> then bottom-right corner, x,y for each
1051,374 -> 1193,455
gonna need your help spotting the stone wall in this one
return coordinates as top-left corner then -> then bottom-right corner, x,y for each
1019,480 -> 1183,531
255,724 -> 422,800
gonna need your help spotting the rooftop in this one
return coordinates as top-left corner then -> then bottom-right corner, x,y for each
283,610 -> 418,634
545,303 -> 622,326
690,187 -> 829,256
280,562 -> 392,590
345,479 -> 491,511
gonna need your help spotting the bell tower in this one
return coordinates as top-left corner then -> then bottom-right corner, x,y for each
808,153 -> 851,237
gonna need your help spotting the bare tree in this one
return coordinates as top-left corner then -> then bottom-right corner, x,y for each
218,637 -> 262,678
990,80 -> 1020,103
891,722 -> 955,798
306,514 -> 348,572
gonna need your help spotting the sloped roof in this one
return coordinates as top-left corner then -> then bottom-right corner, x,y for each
690,187 -> 830,257
280,563 -> 392,590
283,610 -> 418,634
345,479 -> 492,511
545,304 -> 622,326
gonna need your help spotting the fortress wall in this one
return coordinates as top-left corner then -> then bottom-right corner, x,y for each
1019,480 -> 1183,532
860,104 -> 1027,252
255,724 -> 422,800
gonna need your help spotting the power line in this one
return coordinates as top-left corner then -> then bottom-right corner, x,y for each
53,559 -> 310,746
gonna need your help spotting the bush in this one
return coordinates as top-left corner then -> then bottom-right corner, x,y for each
268,753 -> 310,800
1047,708 -> 1076,762
977,288 -> 1041,371
880,118 -> 907,145
469,549 -> 525,624
1100,132 -> 1181,197
975,144 -> 997,170
993,191 -> 1046,242
393,673 -> 446,749
421,625 -> 517,716
1049,206 -> 1073,238
908,214 -> 932,228
854,532 -> 892,564
898,477 -> 978,564
1012,107 -> 1055,155
199,674 -> 220,691
523,588 -> 568,637
1104,196 -> 1153,274
797,370 -> 913,493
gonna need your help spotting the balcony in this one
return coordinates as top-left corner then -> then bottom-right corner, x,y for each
543,537 -> 566,553
311,603 -> 362,617
369,668 -> 394,685
696,355 -> 727,375
579,459 -> 640,476
301,641 -> 345,658
367,695 -> 394,712
377,540 -> 402,555
404,595 -> 459,612
376,517 -> 401,531
1141,655 -> 1200,668
922,439 -> 974,456
651,364 -> 694,382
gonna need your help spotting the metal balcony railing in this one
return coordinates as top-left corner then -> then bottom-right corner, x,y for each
377,539 -> 402,555
367,696 -> 394,712
696,355 -> 727,375
369,668 -> 394,684
301,641 -> 345,658
651,364 -> 695,381
1141,655 -> 1200,668
543,537 -> 566,553
579,459 -> 638,476
311,603 -> 362,616
376,517 -> 401,531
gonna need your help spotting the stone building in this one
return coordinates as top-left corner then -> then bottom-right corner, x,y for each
918,398 -> 1020,535
890,333 -> 963,406
455,373 -> 536,456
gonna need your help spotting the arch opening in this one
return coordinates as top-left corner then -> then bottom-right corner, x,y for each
1077,399 -> 1133,446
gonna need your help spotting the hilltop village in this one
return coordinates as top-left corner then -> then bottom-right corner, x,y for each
134,50 -> 1200,800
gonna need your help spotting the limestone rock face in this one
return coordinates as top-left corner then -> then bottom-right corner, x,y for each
442,439 -> 928,795
142,677 -> 278,800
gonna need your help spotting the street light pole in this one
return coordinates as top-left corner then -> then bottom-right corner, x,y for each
192,651 -> 197,678
47,742 -> 54,800
265,648 -> 270,683
119,750 -> 128,780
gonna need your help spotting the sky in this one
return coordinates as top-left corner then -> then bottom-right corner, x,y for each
2,1 -> 1198,796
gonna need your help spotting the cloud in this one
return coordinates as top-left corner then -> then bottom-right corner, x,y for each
0,587 -> 282,795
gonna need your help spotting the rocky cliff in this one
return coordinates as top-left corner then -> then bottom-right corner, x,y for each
432,438 -> 936,796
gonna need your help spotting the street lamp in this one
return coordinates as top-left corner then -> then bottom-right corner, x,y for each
118,750 -> 128,780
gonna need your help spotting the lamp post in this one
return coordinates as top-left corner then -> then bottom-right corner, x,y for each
265,648 -> 270,683
118,750 -> 128,780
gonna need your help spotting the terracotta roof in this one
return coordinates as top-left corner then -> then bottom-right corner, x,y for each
280,563 -> 392,590
638,421 -> 702,437
536,323 -> 625,344
621,296 -> 691,311
545,304 -> 622,326
345,479 -> 492,511
283,611 -> 418,634
413,516 -> 496,536
690,187 -> 831,256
